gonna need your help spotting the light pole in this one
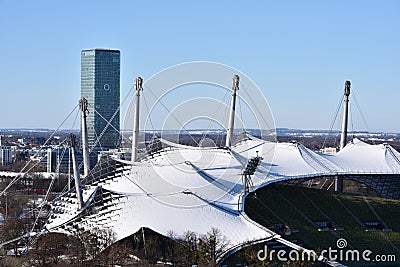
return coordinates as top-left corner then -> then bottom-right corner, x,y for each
5,192 -> 8,219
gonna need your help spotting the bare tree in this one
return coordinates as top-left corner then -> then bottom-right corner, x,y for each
28,233 -> 70,267
0,191 -> 29,219
103,239 -> 134,266
236,243 -> 273,267
62,227 -> 121,267
177,230 -> 199,266
143,233 -> 163,265
92,228 -> 134,266
66,228 -> 94,266
198,228 -> 229,266
0,217 -> 25,257
165,230 -> 179,266
0,256 -> 21,267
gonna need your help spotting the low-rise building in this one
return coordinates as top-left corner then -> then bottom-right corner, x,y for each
320,147 -> 337,154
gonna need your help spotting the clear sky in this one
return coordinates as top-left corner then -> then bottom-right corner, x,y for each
0,1 -> 399,132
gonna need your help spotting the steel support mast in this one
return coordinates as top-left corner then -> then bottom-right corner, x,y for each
132,77 -> 143,162
336,80 -> 351,192
79,98 -> 90,177
225,75 -> 240,148
340,81 -> 351,150
69,134 -> 84,209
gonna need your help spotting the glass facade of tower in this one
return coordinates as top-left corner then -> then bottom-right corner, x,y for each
81,49 -> 120,150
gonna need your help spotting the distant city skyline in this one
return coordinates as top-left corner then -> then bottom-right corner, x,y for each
0,1 -> 399,132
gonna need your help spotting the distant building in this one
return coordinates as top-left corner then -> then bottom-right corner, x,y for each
0,147 -> 12,165
44,147 -> 83,173
0,135 -> 12,165
320,147 -> 337,154
81,48 -> 121,150
17,138 -> 30,145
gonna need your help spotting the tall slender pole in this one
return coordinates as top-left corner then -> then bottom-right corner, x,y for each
132,77 -> 143,162
79,98 -> 90,177
340,81 -> 351,150
70,134 -> 84,209
142,227 -> 147,256
68,148 -> 71,191
5,192 -> 7,219
225,75 -> 240,148
336,80 -> 351,192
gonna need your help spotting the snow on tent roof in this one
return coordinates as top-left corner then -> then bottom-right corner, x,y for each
43,135 -> 400,262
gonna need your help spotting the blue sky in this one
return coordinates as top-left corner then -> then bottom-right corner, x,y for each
0,1 -> 399,132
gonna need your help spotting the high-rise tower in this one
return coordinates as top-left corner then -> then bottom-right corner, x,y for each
81,49 -> 120,150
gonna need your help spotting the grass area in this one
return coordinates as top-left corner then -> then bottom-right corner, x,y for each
368,198 -> 400,230
244,184 -> 400,267
274,185 -> 327,221
385,231 -> 400,248
338,195 -> 377,222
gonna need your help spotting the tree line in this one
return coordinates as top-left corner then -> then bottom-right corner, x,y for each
0,226 -> 233,267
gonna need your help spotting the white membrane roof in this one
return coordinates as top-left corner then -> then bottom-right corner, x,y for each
44,136 -> 400,260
